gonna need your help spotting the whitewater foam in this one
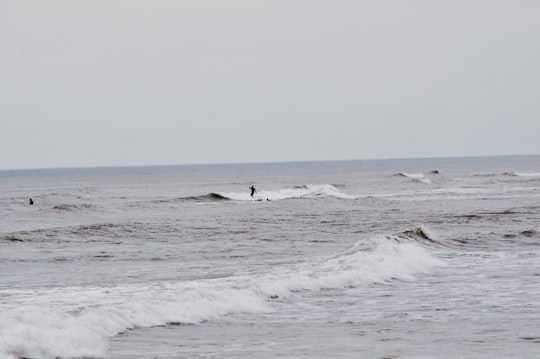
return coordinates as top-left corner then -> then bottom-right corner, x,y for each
0,233 -> 442,359
219,184 -> 355,201
256,237 -> 443,298
503,171 -> 540,177
396,173 -> 432,184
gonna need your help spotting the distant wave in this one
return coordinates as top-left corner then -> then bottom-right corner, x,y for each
395,173 -> 432,184
475,171 -> 540,178
504,230 -> 539,240
52,204 -> 93,211
1,223 -> 132,245
222,184 -> 355,201
400,226 -> 437,242
0,235 -> 24,242
178,193 -> 231,202
0,227 -> 442,359
503,172 -> 540,177
178,184 -> 356,202
349,226 -> 441,253
396,172 -> 424,178
521,229 -> 538,237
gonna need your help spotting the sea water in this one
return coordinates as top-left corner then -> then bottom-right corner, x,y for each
0,156 -> 539,359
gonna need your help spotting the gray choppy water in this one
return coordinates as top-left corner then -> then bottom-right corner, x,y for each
1,156 -> 539,358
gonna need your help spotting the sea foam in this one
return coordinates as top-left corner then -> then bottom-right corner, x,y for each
0,233 -> 442,359
220,184 -> 355,201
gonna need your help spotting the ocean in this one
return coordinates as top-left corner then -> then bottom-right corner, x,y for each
1,156 -> 539,359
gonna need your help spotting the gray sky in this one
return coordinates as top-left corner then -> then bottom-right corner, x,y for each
1,0 -> 539,169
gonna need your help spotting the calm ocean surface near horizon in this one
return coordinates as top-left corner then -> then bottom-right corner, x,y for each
1,156 -> 539,359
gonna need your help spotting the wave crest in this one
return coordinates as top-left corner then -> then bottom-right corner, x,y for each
395,173 -> 432,184
503,172 -> 540,178
52,204 -> 93,211
220,184 -> 354,201
177,193 -> 231,202
0,229 -> 442,359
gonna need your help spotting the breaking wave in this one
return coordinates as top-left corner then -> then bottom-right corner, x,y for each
395,173 -> 432,184
174,184 -> 354,202
219,184 -> 355,201
502,172 -> 540,178
0,228 -> 442,359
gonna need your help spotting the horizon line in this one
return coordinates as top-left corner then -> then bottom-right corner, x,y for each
0,153 -> 538,173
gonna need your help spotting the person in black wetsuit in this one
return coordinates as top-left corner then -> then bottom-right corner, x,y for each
249,185 -> 256,197
29,198 -> 34,205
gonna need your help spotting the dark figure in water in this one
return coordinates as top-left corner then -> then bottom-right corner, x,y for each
29,198 -> 34,205
249,185 -> 256,197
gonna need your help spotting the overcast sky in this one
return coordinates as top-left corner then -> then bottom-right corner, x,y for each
1,1 -> 539,169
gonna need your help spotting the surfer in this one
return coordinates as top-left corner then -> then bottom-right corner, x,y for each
29,198 -> 34,205
249,185 -> 256,197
